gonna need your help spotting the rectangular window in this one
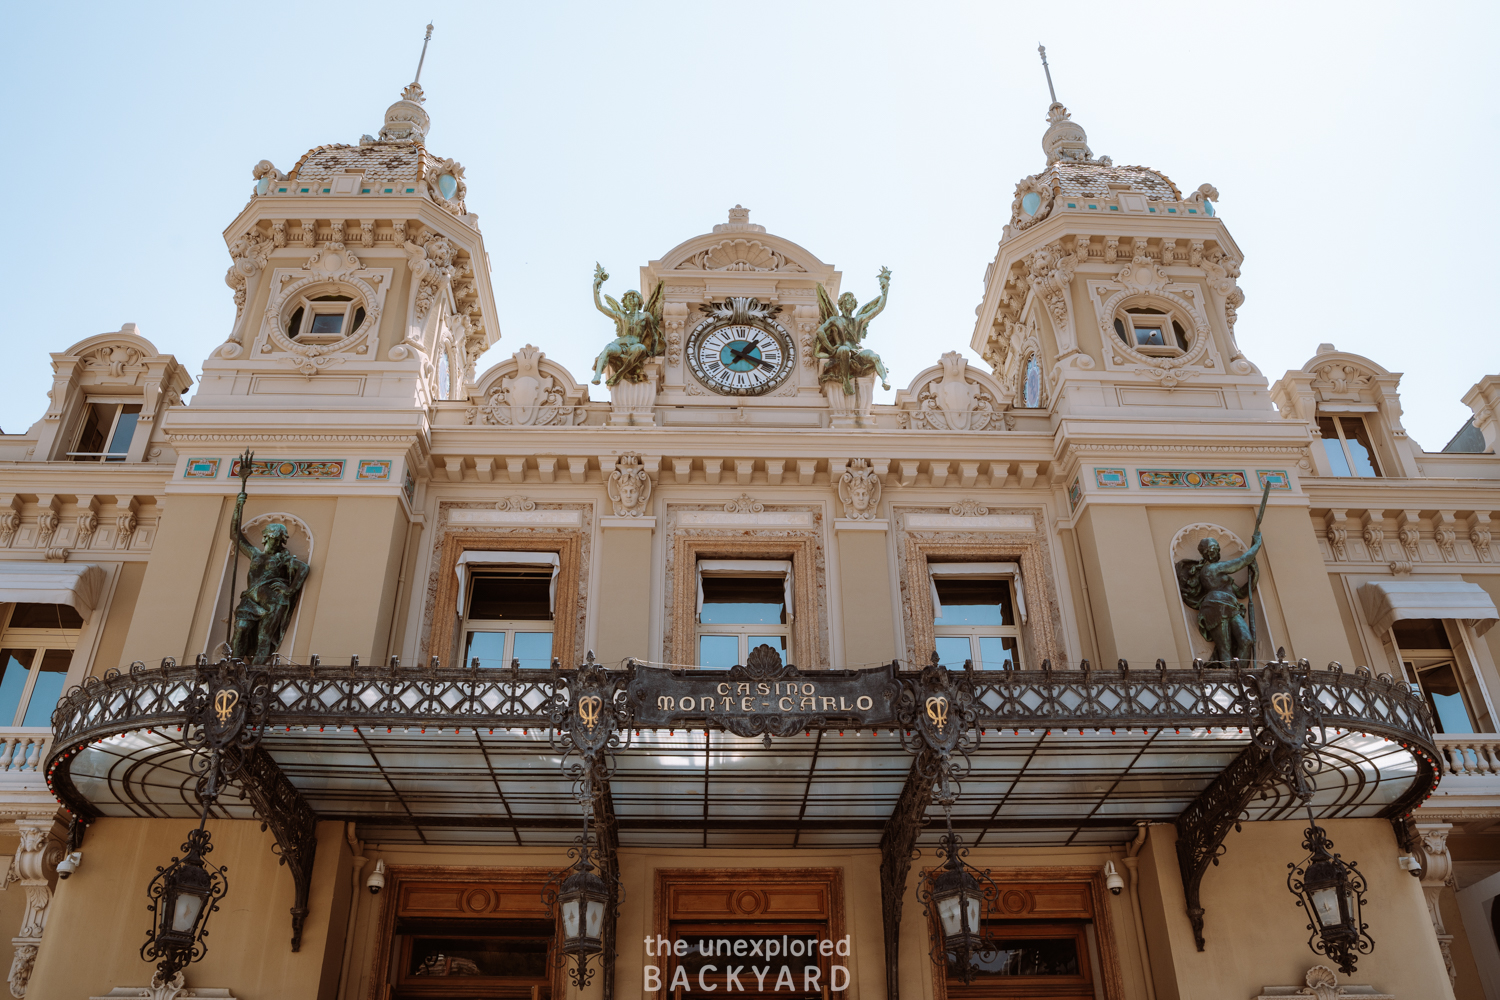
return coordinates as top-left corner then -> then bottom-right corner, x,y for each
1317,415 -> 1382,477
931,563 -> 1025,670
0,603 -> 81,728
459,557 -> 556,670
696,560 -> 792,667
70,402 -> 142,462
1393,618 -> 1484,734
945,922 -> 1096,998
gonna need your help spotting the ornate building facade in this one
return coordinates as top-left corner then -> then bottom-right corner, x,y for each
0,65 -> 1494,1000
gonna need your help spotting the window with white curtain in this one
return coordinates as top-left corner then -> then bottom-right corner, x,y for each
929,562 -> 1025,670
457,552 -> 558,669
695,560 -> 793,668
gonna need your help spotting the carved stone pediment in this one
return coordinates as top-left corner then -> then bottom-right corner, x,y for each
897,352 -> 1006,431
467,345 -> 585,427
673,238 -> 807,273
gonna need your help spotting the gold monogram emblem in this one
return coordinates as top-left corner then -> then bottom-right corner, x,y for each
1270,692 -> 1295,727
578,695 -> 603,732
925,696 -> 949,732
213,688 -> 240,724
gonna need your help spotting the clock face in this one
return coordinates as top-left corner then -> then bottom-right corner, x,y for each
687,322 -> 794,396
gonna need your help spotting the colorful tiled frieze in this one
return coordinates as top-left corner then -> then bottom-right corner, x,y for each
1255,469 -> 1292,491
1068,477 -> 1082,511
1093,468 -> 1129,489
229,459 -> 346,479
403,468 -> 417,503
1136,469 -> 1247,489
356,459 -> 392,481
183,457 -> 220,478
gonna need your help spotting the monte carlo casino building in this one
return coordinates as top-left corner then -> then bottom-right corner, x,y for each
3,62 -> 1500,1000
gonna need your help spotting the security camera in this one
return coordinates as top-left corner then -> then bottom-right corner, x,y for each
1398,855 -> 1423,878
1104,861 -> 1125,896
56,851 -> 82,880
366,858 -> 386,895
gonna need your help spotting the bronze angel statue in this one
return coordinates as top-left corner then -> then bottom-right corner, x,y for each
814,267 -> 892,395
1175,531 -> 1263,663
590,263 -> 664,387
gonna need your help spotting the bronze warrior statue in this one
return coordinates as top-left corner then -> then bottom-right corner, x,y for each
227,456 -> 310,664
1175,531 -> 1263,663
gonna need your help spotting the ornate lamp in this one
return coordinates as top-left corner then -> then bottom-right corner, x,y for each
141,818 -> 227,984
557,846 -> 610,959
1287,817 -> 1372,976
917,817 -> 998,984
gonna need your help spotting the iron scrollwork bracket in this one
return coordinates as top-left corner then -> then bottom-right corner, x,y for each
227,744 -> 319,952
1176,652 -> 1328,952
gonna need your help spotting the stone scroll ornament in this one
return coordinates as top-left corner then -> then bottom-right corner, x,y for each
814,268 -> 892,394
227,449 -> 310,664
589,263 -> 665,387
1175,482 -> 1270,663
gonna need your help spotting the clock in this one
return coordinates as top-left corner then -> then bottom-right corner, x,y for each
686,319 -> 794,395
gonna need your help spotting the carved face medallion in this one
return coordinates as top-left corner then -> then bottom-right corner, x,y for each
688,322 -> 793,396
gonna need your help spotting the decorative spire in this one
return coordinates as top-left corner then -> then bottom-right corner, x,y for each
1035,44 -> 1105,166
377,24 -> 435,144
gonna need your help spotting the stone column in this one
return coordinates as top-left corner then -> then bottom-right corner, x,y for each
8,815 -> 65,998
1416,821 -> 1457,988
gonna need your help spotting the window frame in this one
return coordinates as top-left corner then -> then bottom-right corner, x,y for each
285,293 -> 368,346
67,397 -> 143,462
929,563 -> 1025,670
459,560 -> 558,670
1389,618 -> 1495,734
1112,306 -> 1190,359
0,604 -> 81,728
694,560 -> 793,668
1316,413 -> 1382,478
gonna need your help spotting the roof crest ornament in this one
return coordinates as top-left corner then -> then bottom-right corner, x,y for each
371,23 -> 435,146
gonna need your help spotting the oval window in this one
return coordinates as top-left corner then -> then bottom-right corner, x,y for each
1021,191 -> 1042,218
438,353 -> 452,400
1023,354 -> 1042,408
287,306 -> 304,338
437,174 -> 458,200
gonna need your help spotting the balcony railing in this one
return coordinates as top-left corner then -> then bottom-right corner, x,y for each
1435,735 -> 1500,776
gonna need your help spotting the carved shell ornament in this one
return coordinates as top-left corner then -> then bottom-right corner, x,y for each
1010,174 -> 1056,231
674,239 -> 806,273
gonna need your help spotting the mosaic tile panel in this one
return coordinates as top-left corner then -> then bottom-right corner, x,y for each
1068,478 -> 1082,511
183,458 -> 220,479
1094,468 -> 1129,489
356,460 -> 392,481
1255,470 -> 1292,491
229,459 -> 345,480
1136,469 -> 1247,489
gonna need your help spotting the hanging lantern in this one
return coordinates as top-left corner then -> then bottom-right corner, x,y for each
1286,823 -> 1373,975
917,826 -> 998,985
141,824 -> 228,983
557,857 -> 610,958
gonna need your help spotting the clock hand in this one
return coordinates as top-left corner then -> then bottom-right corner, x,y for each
726,344 -> 772,369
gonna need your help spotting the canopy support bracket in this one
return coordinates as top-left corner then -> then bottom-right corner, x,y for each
879,748 -> 935,1000
230,745 -> 320,952
1173,742 -> 1273,952
591,758 -> 620,1000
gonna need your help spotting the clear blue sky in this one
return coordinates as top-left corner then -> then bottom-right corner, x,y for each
3,1 -> 1495,449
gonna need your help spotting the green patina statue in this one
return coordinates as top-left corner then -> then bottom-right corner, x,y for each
590,263 -> 665,387
1175,533 -> 1262,663
228,453 -> 310,664
815,267 -> 892,395
1175,485 -> 1271,663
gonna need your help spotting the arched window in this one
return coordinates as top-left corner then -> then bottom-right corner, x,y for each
1021,354 -> 1043,408
437,352 -> 452,400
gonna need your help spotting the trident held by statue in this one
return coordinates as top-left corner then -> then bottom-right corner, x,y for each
228,448 -> 255,661
1247,479 -> 1272,658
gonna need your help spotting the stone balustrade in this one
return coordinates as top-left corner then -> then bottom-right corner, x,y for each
1436,735 -> 1500,776
0,731 -> 51,776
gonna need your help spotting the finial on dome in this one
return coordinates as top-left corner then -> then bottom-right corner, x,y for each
1035,45 -> 1107,166
377,24 -> 436,144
